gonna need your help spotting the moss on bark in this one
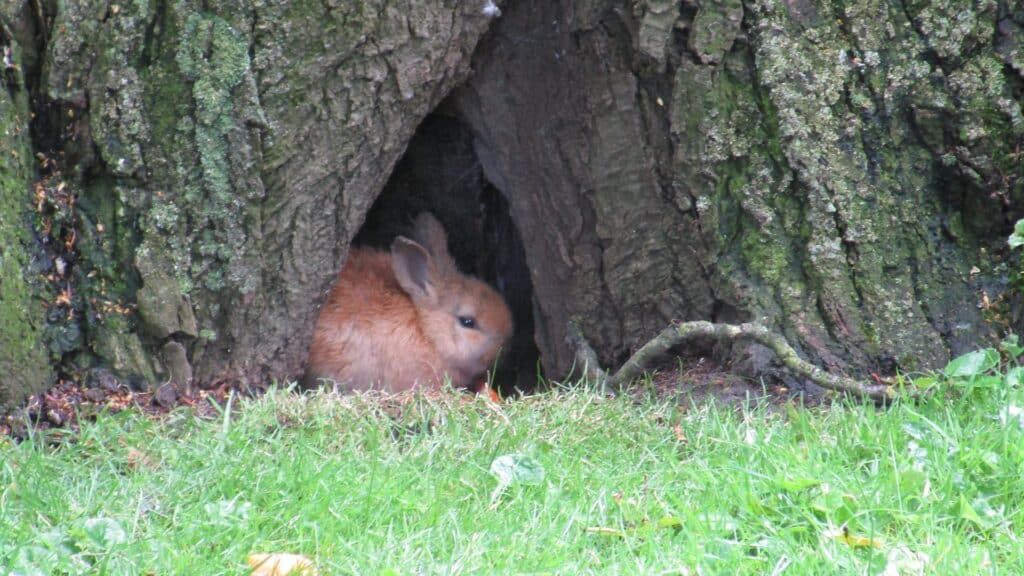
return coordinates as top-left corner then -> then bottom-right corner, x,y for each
0,35 -> 54,411
28,0 -> 496,388
4,0 -> 1018,397
671,0 -> 1021,374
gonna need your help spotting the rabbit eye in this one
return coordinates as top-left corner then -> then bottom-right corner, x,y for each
458,315 -> 478,329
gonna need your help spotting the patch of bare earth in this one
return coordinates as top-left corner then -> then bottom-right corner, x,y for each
2,355 -> 831,440
0,378 -> 231,442
630,354 -> 829,410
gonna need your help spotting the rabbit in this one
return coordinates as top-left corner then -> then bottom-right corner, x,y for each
305,212 -> 514,393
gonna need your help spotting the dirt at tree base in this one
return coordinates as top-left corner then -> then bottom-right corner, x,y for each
0,380 -> 229,442
625,354 -> 830,410
1,356 -> 829,441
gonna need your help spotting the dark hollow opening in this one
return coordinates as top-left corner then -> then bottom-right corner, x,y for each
354,112 -> 541,396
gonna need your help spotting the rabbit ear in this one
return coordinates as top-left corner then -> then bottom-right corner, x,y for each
391,236 -> 438,302
410,213 -> 456,275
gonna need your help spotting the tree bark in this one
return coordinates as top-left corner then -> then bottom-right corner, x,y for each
0,8 -> 53,413
1,0 -> 498,404
453,0 -> 1022,381
1,0 -> 1021,408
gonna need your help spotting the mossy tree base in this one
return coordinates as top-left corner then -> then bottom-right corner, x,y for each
0,0 -> 1020,407
569,320 -> 899,401
0,17 -> 53,412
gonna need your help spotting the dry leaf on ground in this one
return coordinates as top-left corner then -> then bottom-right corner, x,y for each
247,553 -> 318,576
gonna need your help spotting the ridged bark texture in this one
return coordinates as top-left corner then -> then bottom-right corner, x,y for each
1,0 -> 1021,407
0,10 -> 53,411
452,0 -> 1022,379
15,0 -> 497,391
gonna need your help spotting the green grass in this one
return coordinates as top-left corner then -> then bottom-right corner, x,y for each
1,376 -> 1021,575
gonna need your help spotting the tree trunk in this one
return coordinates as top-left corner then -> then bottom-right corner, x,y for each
1,0 -> 1021,408
0,7 -> 52,413
453,0 -> 1022,381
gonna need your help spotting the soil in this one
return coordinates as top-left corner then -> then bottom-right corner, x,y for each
622,354 -> 829,410
0,379 -> 230,442
1,355 -> 827,442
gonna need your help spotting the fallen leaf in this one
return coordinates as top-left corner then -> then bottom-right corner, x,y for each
126,448 -> 155,471
489,453 -> 545,504
247,553 -> 318,576
469,380 -> 501,403
673,423 -> 687,443
881,545 -> 930,576
585,526 -> 626,538
824,526 -> 882,549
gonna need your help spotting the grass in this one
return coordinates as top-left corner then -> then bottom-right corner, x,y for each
1,372 -> 1021,575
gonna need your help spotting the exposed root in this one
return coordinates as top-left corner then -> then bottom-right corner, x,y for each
567,320 -> 904,401
565,320 -> 607,383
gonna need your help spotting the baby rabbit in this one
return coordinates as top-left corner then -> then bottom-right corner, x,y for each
305,213 -> 514,393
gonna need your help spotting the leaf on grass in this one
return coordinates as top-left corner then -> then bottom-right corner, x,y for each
943,349 -> 999,379
824,526 -> 882,549
909,375 -> 938,389
126,448 -> 156,471
969,375 -> 1004,390
489,453 -> 544,502
247,553 -> 318,576
956,494 -> 990,529
205,499 -> 252,524
1009,219 -> 1024,248
585,526 -> 626,538
1001,334 -> 1024,362
881,545 -> 930,576
778,477 -> 821,492
585,517 -> 683,540
1000,404 -> 1024,428
1006,367 -> 1024,388
656,516 -> 683,530
10,546 -> 63,576
82,517 -> 127,548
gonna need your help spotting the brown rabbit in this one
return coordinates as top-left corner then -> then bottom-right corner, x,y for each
305,213 -> 514,393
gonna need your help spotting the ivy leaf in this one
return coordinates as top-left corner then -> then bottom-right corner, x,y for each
1008,219 -> 1024,248
944,349 -> 999,379
489,453 -> 545,503
956,494 -> 989,529
82,517 -> 127,549
1006,367 -> 1024,388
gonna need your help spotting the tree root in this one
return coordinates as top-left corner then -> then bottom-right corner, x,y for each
567,320 -> 903,402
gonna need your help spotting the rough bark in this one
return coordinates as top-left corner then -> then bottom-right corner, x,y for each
0,0 -> 1021,408
453,0 -> 1022,381
0,0 -> 498,402
0,9 -> 53,412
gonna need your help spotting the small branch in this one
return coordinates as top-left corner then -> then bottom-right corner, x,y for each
569,320 -> 903,401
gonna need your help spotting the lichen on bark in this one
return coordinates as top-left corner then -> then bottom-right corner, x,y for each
0,34 -> 53,411
4,0 -> 1018,402
664,0 -> 1021,376
25,0 -> 497,390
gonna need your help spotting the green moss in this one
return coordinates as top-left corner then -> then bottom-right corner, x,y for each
119,5 -> 262,345
0,45 -> 54,410
741,230 -> 787,285
172,12 -> 254,293
949,55 -> 1024,176
689,0 -> 743,64
910,0 -> 997,61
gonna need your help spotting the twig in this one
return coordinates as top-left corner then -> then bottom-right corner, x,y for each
568,320 -> 903,401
